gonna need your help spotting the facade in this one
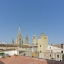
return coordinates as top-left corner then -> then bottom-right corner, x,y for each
39,52 -> 63,61
46,45 -> 64,53
39,45 -> 64,61
0,50 -> 18,58
18,49 -> 32,57
4,50 -> 18,56
38,33 -> 48,52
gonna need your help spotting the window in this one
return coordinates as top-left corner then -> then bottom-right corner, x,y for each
62,54 -> 64,61
23,54 -> 25,56
32,56 -> 33,57
44,37 -> 47,39
60,60 -> 61,61
50,54 -> 51,57
50,47 -> 51,49
40,51 -> 41,53
61,51 -> 63,53
36,43 -> 38,45
57,55 -> 59,58
40,45 -> 41,47
61,44 -> 63,48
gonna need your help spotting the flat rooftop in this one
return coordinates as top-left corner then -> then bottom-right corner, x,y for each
0,55 -> 64,64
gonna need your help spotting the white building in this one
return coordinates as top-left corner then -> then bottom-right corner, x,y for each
46,45 -> 64,53
39,45 -> 64,61
3,50 -> 18,56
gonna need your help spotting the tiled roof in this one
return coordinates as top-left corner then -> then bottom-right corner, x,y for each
0,44 -> 37,48
0,56 -> 64,64
0,49 -> 16,52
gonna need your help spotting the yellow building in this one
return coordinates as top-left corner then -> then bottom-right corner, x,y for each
38,33 -> 48,52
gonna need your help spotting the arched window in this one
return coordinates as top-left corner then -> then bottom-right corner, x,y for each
23,54 -> 25,56
40,51 -> 41,53
40,45 -> 41,47
61,51 -> 63,53
50,54 -> 51,57
57,55 -> 59,58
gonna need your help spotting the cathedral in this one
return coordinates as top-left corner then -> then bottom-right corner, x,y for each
12,26 -> 29,45
16,26 -> 23,45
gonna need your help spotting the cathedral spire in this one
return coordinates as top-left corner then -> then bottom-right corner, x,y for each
16,25 -> 22,45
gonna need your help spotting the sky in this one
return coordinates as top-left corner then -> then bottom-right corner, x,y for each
0,0 -> 64,44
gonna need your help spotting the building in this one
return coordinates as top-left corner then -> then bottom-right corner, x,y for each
52,44 -> 64,49
39,45 -> 64,61
32,35 -> 37,45
38,33 -> 48,52
16,26 -> 22,45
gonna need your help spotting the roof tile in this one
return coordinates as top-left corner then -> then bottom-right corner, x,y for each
0,56 -> 64,64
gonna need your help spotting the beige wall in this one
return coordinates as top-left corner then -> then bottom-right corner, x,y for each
33,35 -> 37,45
39,52 -> 63,61
25,37 -> 28,44
32,52 -> 39,58
38,34 -> 48,52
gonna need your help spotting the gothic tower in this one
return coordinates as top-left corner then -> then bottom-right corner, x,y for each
32,35 -> 37,45
16,26 -> 22,45
25,35 -> 28,44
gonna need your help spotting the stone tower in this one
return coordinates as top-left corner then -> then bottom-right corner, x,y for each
16,26 -> 22,45
38,33 -> 48,52
25,35 -> 28,44
32,35 -> 37,45
40,33 -> 45,39
12,38 -> 14,44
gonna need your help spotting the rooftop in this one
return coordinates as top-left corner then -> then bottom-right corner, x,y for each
0,56 -> 64,64
0,44 -> 37,48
